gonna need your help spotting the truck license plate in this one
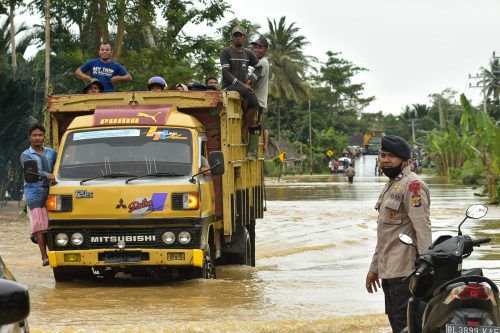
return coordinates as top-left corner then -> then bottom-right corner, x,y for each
103,251 -> 142,263
445,324 -> 500,333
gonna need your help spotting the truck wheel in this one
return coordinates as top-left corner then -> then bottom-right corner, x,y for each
239,226 -> 252,266
53,267 -> 92,282
193,244 -> 216,279
53,267 -> 77,282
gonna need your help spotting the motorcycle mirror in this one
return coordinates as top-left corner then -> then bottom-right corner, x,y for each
399,233 -> 414,245
465,204 -> 488,219
458,204 -> 488,236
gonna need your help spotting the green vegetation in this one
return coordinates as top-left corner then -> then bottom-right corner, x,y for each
0,1 -> 498,203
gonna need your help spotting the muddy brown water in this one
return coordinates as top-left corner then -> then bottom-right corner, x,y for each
1,155 -> 498,332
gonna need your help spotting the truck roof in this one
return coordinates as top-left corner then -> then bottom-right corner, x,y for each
47,90 -> 232,113
67,104 -> 201,130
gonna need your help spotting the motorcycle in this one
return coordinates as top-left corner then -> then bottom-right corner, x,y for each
399,204 -> 500,333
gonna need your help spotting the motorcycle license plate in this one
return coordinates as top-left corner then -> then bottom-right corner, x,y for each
445,324 -> 500,333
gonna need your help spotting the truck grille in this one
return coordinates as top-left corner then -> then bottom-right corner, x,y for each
48,226 -> 200,250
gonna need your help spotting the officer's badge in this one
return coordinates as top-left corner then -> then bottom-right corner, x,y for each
387,209 -> 397,219
412,195 -> 422,207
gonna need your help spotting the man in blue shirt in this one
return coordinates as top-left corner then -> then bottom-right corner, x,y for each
76,42 -> 132,92
20,123 -> 57,266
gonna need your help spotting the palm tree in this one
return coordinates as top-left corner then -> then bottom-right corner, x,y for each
479,58 -> 500,119
266,16 -> 312,142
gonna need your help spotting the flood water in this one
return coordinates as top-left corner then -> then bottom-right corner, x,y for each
1,155 -> 498,333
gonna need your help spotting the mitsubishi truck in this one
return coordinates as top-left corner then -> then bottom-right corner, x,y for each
24,90 -> 264,281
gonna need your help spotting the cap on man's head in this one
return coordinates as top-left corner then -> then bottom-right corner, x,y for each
83,78 -> 104,93
381,135 -> 411,160
232,25 -> 246,35
251,37 -> 269,48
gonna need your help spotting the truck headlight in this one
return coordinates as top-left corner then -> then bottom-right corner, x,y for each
183,193 -> 199,209
55,233 -> 68,247
162,231 -> 175,245
70,233 -> 84,246
178,231 -> 191,244
46,194 -> 72,212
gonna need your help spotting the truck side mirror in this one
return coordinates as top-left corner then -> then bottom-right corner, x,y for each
209,151 -> 225,176
0,279 -> 30,325
23,160 -> 40,183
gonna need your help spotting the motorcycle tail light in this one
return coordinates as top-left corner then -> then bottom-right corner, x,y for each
466,320 -> 481,326
443,283 -> 497,305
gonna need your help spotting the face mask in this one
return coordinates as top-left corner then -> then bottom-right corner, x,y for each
382,165 -> 402,179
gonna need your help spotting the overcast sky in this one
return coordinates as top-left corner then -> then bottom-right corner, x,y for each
17,0 -> 500,115
216,0 -> 500,114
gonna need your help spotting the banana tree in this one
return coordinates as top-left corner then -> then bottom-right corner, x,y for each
460,94 -> 498,203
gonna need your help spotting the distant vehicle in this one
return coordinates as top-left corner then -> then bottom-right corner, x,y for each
363,129 -> 385,155
337,157 -> 351,173
0,255 -> 30,332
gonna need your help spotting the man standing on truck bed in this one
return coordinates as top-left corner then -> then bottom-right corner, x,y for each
76,42 -> 132,92
20,123 -> 57,267
365,135 -> 432,333
247,36 -> 270,159
220,25 -> 263,143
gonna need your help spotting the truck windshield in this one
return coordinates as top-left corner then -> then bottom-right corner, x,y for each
59,127 -> 193,180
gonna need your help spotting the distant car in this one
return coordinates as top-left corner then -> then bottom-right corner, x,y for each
0,255 -> 30,332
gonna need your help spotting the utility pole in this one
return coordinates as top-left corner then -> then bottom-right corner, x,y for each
468,51 -> 500,114
407,119 -> 418,143
438,99 -> 444,128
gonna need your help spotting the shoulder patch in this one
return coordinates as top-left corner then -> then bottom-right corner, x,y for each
408,182 -> 421,196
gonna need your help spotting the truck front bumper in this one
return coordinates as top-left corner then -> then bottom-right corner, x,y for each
48,248 -> 204,268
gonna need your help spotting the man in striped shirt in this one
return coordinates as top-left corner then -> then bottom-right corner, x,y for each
220,25 -> 263,143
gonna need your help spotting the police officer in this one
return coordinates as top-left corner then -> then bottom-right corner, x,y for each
365,135 -> 432,333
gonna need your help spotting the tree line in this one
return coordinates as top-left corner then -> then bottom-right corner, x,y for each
0,0 -> 498,203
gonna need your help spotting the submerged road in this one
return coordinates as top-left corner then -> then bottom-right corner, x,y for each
1,155 -> 498,332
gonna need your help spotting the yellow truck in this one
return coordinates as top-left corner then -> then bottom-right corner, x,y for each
27,90 -> 264,281
363,129 -> 385,155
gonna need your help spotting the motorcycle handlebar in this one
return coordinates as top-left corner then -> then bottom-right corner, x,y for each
415,262 -> 428,276
472,237 -> 491,246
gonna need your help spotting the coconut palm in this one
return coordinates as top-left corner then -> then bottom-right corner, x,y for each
266,16 -> 313,142
479,58 -> 500,119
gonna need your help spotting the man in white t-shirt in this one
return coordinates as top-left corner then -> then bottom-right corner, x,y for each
247,36 -> 270,159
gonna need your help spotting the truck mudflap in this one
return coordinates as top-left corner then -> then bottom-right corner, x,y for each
48,249 -> 204,268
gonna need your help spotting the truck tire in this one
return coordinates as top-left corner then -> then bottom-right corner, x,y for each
53,267 -> 92,282
192,243 -> 216,279
238,226 -> 252,266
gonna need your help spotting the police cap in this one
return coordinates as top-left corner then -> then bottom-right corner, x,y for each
381,135 -> 411,160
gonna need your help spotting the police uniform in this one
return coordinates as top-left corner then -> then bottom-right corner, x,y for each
368,136 -> 432,333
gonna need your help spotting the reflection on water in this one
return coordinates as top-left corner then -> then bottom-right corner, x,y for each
0,155 -> 498,332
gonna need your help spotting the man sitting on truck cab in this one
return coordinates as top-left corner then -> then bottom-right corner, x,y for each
220,25 -> 263,143
76,42 -> 132,92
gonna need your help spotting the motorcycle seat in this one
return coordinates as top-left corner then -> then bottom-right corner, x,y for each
462,268 -> 483,276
